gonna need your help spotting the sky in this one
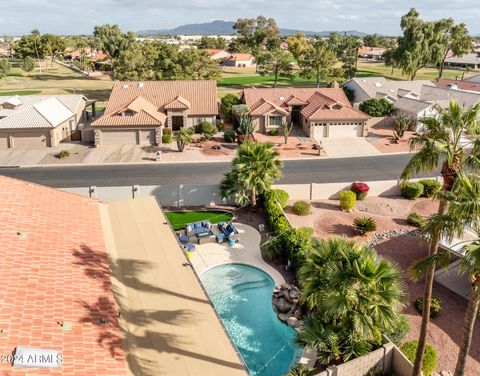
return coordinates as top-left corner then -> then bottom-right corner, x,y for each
0,0 -> 479,36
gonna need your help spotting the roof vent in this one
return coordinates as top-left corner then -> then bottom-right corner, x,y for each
16,232 -> 27,240
374,82 -> 382,87
279,96 -> 285,101
138,82 -> 144,88
122,84 -> 128,89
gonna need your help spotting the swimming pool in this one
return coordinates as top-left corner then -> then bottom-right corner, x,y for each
201,264 -> 299,376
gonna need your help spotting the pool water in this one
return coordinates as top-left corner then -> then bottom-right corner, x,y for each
201,264 -> 299,376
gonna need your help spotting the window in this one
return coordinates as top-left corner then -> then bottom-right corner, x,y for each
269,115 -> 282,127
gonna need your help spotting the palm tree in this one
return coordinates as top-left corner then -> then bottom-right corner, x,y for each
219,141 -> 282,207
410,174 -> 480,376
31,29 -> 41,73
401,100 -> 480,376
173,127 -> 193,152
295,238 -> 404,365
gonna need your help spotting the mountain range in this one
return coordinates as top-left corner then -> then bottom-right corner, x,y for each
137,20 -> 366,37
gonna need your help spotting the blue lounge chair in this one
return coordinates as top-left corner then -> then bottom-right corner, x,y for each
217,222 -> 239,241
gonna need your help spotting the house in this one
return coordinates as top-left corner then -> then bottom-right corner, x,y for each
358,47 -> 386,60
0,95 -> 87,149
241,87 -> 370,140
92,80 -> 218,146
435,79 -> 480,93
420,85 -> 480,109
344,77 -> 435,107
205,49 -> 231,61
0,176 -> 127,375
444,53 -> 480,70
392,96 -> 437,128
223,53 -> 256,68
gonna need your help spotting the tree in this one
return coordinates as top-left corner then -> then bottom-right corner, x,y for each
197,36 -> 227,50
359,98 -> 395,117
114,44 -> 147,80
280,121 -> 294,144
233,16 -> 280,53
434,19 -> 472,79
298,38 -> 337,88
41,34 -> 65,67
287,33 -> 309,61
256,48 -> 293,87
363,34 -> 388,48
21,56 -> 35,76
296,237 -> 404,365
383,47 -> 398,76
401,100 -> 480,376
0,58 -> 11,78
219,141 -> 283,207
393,114 -> 415,142
410,174 -> 480,376
93,24 -> 136,68
220,93 -> 241,122
177,48 -> 221,80
173,127 -> 194,152
31,29 -> 42,72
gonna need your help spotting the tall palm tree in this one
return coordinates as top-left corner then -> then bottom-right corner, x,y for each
31,29 -> 41,73
401,100 -> 480,376
410,174 -> 480,376
219,141 -> 282,207
296,238 -> 404,365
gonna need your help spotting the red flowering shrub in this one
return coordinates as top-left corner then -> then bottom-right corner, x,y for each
351,182 -> 369,200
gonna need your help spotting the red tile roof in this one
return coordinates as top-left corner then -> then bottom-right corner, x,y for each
93,81 -> 218,128
243,87 -> 369,122
0,176 -> 126,375
435,79 -> 480,93
225,53 -> 253,61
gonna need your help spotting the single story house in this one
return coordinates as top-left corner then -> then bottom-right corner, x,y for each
420,85 -> 480,109
465,74 -> 480,83
241,87 -> 370,140
392,97 -> 437,131
92,80 -> 218,146
358,47 -> 386,60
0,95 -> 87,149
344,77 -> 435,107
435,79 -> 480,93
223,53 -> 256,68
205,49 -> 231,61
444,53 -> 480,70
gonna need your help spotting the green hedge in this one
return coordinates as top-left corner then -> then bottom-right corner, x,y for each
419,179 -> 441,198
401,182 -> 424,200
272,189 -> 289,209
223,130 -> 236,143
401,340 -> 437,376
407,212 -> 426,228
415,296 -> 441,318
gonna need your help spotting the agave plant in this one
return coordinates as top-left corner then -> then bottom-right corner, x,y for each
353,216 -> 377,235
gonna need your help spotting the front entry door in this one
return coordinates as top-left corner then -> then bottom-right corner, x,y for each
172,116 -> 184,131
291,106 -> 300,125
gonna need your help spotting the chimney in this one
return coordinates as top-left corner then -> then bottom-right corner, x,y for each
331,81 -> 340,89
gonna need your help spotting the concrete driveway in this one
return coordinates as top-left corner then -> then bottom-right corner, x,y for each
0,144 -> 78,166
321,137 -> 381,157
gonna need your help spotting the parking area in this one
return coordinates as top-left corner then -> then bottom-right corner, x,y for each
320,137 -> 381,157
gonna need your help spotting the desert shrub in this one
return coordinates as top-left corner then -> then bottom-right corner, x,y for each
272,189 -> 289,208
359,98 -> 395,117
384,314 -> 410,345
415,296 -> 441,318
351,181 -> 369,200
353,216 -> 377,235
268,128 -> 279,136
298,227 -> 314,237
162,133 -> 172,143
223,130 -> 236,143
407,212 -> 426,228
56,150 -> 70,159
163,128 -> 172,135
195,121 -> 217,136
293,201 -> 311,216
401,182 -> 424,200
339,190 -> 356,211
419,179 -> 441,198
401,340 -> 437,376
286,364 -> 315,376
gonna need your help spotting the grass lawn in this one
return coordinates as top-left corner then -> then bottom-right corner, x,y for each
0,62 -> 113,101
165,210 -> 233,231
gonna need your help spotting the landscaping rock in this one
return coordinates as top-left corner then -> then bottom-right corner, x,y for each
282,290 -> 293,303
293,309 -> 303,320
280,283 -> 289,290
276,298 -> 292,313
289,289 -> 300,299
272,283 -> 302,326
287,317 -> 300,328
277,313 -> 289,323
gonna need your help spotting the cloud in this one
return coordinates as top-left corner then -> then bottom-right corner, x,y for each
0,0 -> 478,35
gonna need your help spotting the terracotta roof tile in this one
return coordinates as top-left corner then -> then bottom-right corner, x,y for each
435,79 -> 480,93
0,176 -> 127,375
93,81 -> 217,128
226,53 -> 253,61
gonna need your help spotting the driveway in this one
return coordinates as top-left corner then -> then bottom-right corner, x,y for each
320,137 -> 381,157
0,144 -> 79,166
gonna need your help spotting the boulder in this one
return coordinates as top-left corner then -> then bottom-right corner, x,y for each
282,290 -> 293,303
293,309 -> 303,320
289,289 -> 300,299
277,313 -> 289,323
287,317 -> 300,328
280,283 -> 289,290
276,298 -> 292,313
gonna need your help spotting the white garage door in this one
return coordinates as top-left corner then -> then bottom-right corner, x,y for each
101,130 -> 138,145
0,133 -> 8,149
13,132 -> 50,148
328,123 -> 362,138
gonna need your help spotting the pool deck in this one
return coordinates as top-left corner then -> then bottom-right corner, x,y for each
190,223 -> 286,285
101,197 -> 247,376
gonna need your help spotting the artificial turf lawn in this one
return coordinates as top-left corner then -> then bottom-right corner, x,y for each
165,210 -> 233,231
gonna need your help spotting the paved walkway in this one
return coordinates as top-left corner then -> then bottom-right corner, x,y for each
321,137 -> 381,157
101,197 -> 247,376
189,223 -> 285,285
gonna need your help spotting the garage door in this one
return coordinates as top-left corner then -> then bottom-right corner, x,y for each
328,123 -> 362,138
101,130 -> 138,145
139,130 -> 156,145
13,132 -> 50,148
0,133 -> 8,149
